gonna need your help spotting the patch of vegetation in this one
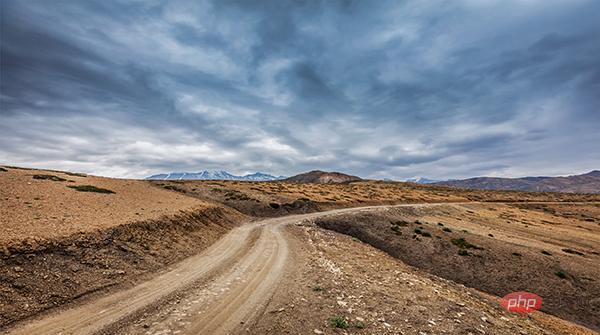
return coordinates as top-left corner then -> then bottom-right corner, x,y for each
0,167 -> 7,172
437,222 -> 444,226
269,202 -> 280,209
330,316 -> 349,329
442,227 -> 452,233
541,250 -> 552,256
451,238 -> 483,250
414,228 -> 423,234
488,234 -> 494,237
562,248 -> 584,256
63,171 -> 87,177
162,185 -> 185,192
512,252 -> 522,256
67,185 -> 115,194
312,286 -> 324,292
458,249 -> 471,256
555,271 -> 567,279
33,174 -> 67,182
392,220 -> 409,227
224,189 -> 255,201
390,225 -> 402,233
421,232 -> 432,238
414,220 -> 422,225
354,321 -> 365,329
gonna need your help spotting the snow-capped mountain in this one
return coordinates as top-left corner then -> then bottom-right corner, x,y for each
145,170 -> 285,181
404,177 -> 440,184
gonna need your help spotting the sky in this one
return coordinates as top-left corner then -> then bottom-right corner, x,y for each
1,0 -> 599,180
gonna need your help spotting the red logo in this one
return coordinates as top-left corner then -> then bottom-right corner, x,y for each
501,291 -> 542,313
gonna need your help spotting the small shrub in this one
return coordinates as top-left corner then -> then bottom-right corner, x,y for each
393,220 -> 409,227
442,227 -> 452,233
458,250 -> 471,256
269,202 -> 280,209
451,238 -> 483,250
421,232 -> 432,237
414,220 -> 422,225
63,171 -> 87,177
67,185 -> 115,194
562,248 -> 584,256
512,252 -> 522,256
354,321 -> 365,329
312,286 -> 324,292
488,234 -> 494,237
541,250 -> 552,256
0,167 -> 7,172
390,225 -> 401,233
414,228 -> 422,235
555,271 -> 567,279
33,174 -> 67,182
437,222 -> 444,226
330,316 -> 349,329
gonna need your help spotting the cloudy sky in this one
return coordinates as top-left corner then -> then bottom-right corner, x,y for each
1,0 -> 599,180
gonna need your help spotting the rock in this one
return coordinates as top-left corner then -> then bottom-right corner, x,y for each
313,329 -> 324,334
355,317 -> 365,322
14,266 -> 23,272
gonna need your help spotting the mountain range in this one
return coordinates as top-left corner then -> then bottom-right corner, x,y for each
145,170 -> 285,181
435,170 -> 600,194
404,177 -> 440,184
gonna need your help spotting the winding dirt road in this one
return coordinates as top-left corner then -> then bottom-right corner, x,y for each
5,203 -> 597,335
7,205 -> 408,335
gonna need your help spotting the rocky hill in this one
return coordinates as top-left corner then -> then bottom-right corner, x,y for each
436,170 -> 600,194
283,170 -> 362,184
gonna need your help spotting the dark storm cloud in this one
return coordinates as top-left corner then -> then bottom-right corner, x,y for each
1,0 -> 599,179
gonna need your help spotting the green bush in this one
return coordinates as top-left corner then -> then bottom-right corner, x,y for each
458,250 -> 471,256
451,238 -> 483,250
33,174 -> 66,182
555,271 -> 567,279
330,316 -> 349,329
67,185 -> 115,194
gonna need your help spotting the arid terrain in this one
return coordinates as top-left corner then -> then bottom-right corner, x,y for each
1,165 -> 599,335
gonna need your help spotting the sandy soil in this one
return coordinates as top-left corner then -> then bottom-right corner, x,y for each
4,205 -> 595,335
314,203 -> 600,331
0,167 -> 205,248
150,179 -> 600,218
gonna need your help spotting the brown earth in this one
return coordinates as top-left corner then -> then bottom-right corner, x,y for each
314,203 -> 600,331
2,165 -> 600,334
0,166 -> 245,328
4,207 -> 594,335
0,166 -> 205,247
149,178 -> 600,218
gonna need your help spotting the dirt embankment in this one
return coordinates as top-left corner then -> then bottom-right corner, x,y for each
314,204 -> 600,331
149,179 -> 600,219
0,206 -> 245,329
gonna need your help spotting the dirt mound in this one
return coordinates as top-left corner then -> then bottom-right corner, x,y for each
283,170 -> 363,184
314,204 -> 600,331
0,206 -> 245,328
0,166 -> 205,246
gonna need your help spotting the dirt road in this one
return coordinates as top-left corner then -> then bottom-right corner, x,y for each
5,205 -> 390,335
6,203 -> 595,335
